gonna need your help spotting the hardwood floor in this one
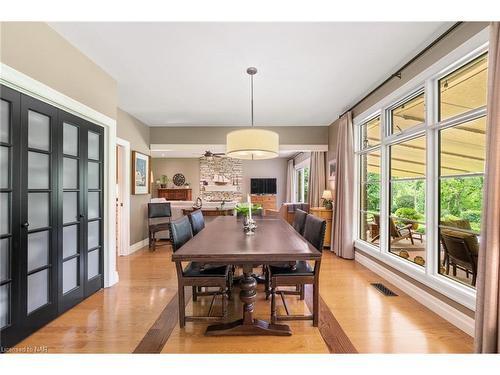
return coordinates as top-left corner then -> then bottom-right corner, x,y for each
12,242 -> 473,353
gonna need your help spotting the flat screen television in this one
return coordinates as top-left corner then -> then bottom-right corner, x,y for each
250,178 -> 277,195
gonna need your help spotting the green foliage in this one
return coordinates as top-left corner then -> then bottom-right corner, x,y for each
394,207 -> 421,221
363,171 -> 484,232
235,203 -> 262,216
395,195 -> 415,210
461,210 -> 481,224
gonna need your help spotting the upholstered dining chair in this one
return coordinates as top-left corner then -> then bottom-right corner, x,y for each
148,202 -> 172,251
267,214 -> 326,326
291,209 -> 308,235
188,209 -> 205,236
171,216 -> 232,327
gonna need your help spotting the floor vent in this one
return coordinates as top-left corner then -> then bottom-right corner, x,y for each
371,283 -> 398,297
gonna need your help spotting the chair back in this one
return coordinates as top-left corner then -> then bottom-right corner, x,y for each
388,216 -> 400,237
440,231 -> 477,270
292,209 -> 308,235
148,202 -> 172,219
170,216 -> 193,252
303,214 -> 327,251
189,209 -> 205,235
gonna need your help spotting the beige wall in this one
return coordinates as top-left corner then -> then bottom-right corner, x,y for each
151,158 -> 201,199
241,158 -> 288,208
149,126 -> 329,145
117,109 -> 151,245
0,22 -> 117,119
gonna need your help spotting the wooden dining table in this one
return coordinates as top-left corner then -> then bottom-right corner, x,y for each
171,216 -> 322,336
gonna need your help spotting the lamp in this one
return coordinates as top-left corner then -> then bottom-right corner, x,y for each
226,67 -> 279,160
322,190 -> 333,209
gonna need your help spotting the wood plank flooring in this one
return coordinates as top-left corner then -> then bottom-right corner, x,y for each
12,241 -> 473,353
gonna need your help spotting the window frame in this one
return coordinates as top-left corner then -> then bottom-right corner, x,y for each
353,28 -> 489,311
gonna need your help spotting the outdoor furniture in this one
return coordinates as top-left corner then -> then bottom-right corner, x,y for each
170,216 -> 232,327
389,216 -> 415,245
147,202 -> 172,251
440,230 -> 479,286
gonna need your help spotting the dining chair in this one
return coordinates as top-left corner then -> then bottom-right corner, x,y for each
291,208 -> 308,235
171,216 -> 232,327
268,214 -> 326,326
148,202 -> 172,251
188,209 -> 205,235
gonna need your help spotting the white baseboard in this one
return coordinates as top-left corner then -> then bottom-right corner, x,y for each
128,238 -> 149,255
355,251 -> 475,337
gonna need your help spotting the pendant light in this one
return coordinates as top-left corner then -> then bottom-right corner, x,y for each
226,67 -> 279,160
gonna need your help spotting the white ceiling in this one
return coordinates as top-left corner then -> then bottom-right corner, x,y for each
50,22 -> 451,127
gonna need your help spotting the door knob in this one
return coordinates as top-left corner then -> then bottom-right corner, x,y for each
21,222 -> 29,228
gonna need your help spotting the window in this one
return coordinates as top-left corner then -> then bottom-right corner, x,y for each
390,91 -> 425,134
437,55 -> 488,287
439,54 -> 488,121
295,166 -> 309,203
360,116 -> 381,150
389,136 -> 426,266
355,40 -> 488,306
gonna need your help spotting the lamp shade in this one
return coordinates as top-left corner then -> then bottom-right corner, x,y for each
226,129 -> 279,160
322,190 -> 333,200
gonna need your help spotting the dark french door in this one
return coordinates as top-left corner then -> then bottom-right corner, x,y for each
0,85 -> 104,348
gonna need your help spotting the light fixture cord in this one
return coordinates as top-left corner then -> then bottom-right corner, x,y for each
250,73 -> 254,127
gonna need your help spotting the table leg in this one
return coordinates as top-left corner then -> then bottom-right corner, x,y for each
205,265 -> 292,336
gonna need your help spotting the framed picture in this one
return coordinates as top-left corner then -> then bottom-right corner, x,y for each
328,159 -> 337,181
132,151 -> 151,194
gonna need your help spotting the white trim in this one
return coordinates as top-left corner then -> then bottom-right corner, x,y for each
129,238 -> 149,255
1,63 -> 119,288
355,251 -> 475,337
116,137 -> 131,257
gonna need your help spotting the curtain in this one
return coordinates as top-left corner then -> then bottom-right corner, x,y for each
332,112 -> 354,259
475,22 -> 500,354
308,152 -> 326,208
286,159 -> 294,202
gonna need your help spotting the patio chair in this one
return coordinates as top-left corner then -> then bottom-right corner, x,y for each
389,216 -> 414,245
440,230 -> 479,286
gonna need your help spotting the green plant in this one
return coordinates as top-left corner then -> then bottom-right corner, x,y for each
394,207 -> 421,229
235,203 -> 262,216
159,175 -> 170,185
461,210 -> 481,224
394,194 -> 415,210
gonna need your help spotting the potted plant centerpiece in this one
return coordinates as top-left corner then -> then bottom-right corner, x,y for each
235,195 -> 262,235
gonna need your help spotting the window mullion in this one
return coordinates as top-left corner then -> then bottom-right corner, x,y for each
380,110 -> 389,255
425,77 -> 438,277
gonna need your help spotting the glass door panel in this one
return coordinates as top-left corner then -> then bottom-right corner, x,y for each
0,89 -> 17,344
85,129 -> 103,291
21,95 -> 58,332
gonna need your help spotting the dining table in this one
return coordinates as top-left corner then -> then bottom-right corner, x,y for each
171,216 -> 322,336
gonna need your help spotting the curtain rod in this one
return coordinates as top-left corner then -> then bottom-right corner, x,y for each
339,22 -> 463,118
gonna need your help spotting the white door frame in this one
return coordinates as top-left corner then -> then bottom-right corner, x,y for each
1,63 -> 119,287
116,137 -> 131,256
